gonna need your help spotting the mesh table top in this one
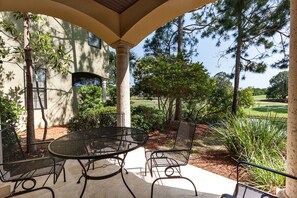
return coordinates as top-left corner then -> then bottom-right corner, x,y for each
48,127 -> 148,159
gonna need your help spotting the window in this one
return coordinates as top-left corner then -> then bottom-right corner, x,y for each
88,32 -> 101,49
72,72 -> 102,87
32,68 -> 47,109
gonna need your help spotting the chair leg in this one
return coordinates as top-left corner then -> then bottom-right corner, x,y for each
63,167 -> 66,182
8,186 -> 55,198
144,161 -> 148,176
151,177 -> 198,198
144,161 -> 153,177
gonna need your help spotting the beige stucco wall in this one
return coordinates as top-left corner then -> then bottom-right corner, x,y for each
1,12 -> 109,129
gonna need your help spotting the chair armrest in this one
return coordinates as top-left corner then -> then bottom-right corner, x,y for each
220,194 -> 234,198
1,156 -> 55,166
30,140 -> 52,146
238,161 -> 297,181
148,149 -> 189,158
150,149 -> 189,155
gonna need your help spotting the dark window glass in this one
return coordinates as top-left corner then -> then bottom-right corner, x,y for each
88,32 -> 101,49
72,72 -> 102,87
33,68 -> 47,109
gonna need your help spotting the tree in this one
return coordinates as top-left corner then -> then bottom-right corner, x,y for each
0,12 -> 71,151
133,55 -> 211,123
142,15 -> 199,121
266,71 -> 288,99
192,0 -> 290,115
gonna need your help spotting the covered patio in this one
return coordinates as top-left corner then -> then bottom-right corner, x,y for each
0,148 -> 236,197
1,0 -> 297,197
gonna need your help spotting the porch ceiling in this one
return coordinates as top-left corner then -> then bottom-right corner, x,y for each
0,0 -> 215,48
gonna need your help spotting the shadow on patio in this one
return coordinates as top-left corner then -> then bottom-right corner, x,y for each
1,148 -> 236,198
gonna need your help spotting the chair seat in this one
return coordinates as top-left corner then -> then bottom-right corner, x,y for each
145,150 -> 187,171
3,157 -> 65,182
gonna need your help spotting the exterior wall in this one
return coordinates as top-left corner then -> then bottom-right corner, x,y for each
1,12 -> 109,129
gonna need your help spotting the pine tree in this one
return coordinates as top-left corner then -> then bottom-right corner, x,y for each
193,0 -> 290,115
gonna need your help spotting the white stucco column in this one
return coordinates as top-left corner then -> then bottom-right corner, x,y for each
102,78 -> 107,102
286,0 -> 297,196
115,41 -> 132,127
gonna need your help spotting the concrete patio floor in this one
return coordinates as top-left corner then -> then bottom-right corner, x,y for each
1,148 -> 236,198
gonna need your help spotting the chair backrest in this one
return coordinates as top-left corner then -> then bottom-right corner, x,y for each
173,121 -> 196,163
234,183 -> 277,198
0,125 -> 25,163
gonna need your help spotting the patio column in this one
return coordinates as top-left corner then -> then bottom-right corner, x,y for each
115,41 -> 132,127
286,0 -> 297,196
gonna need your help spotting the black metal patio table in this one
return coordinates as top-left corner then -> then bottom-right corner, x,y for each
48,127 -> 148,198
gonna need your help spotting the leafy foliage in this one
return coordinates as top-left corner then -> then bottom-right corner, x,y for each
0,12 -> 71,74
77,85 -> 104,115
67,106 -> 118,132
211,114 -> 286,189
133,55 -> 210,122
0,97 -> 24,128
238,87 -> 255,108
212,114 -> 286,160
249,87 -> 267,96
266,71 -> 288,99
131,105 -> 165,133
0,64 -> 24,128
182,72 -> 254,123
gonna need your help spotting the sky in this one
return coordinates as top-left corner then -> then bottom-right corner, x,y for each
130,14 -> 288,89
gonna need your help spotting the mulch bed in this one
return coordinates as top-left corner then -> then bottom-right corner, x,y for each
144,123 -> 238,180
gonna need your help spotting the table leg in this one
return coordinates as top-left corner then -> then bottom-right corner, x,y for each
120,154 -> 136,198
77,159 -> 88,198
76,155 -> 136,198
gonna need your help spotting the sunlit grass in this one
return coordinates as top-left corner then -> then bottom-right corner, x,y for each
131,97 -> 158,108
244,95 -> 288,118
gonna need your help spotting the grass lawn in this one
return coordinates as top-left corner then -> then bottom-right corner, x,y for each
131,97 -> 158,108
244,95 -> 288,118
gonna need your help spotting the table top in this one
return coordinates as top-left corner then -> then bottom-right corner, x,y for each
48,127 -> 148,160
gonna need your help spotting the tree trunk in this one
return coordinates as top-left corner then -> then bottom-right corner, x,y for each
285,0 -> 297,196
167,98 -> 174,123
231,2 -> 243,115
35,77 -> 48,141
174,15 -> 184,120
24,12 -> 35,152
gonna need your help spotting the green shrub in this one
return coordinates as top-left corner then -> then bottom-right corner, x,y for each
68,104 -> 165,134
212,114 -> 286,159
211,114 -> 286,189
247,150 -> 286,191
131,105 -> 164,133
67,106 -> 117,132
0,97 -> 23,128
77,85 -> 104,115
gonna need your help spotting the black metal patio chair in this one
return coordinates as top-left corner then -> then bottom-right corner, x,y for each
145,121 -> 198,198
220,161 -> 297,198
0,125 -> 66,197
